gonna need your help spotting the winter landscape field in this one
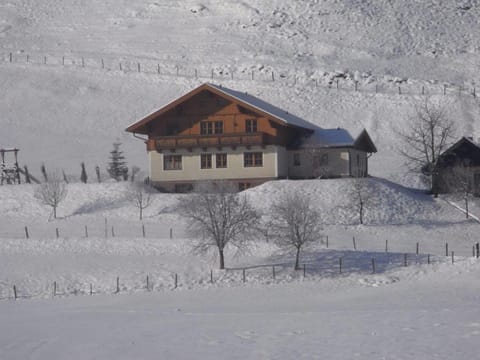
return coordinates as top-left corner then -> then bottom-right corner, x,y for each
1,1 -> 480,359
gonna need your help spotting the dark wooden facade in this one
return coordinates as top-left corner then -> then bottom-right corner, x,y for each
436,137 -> 480,194
127,84 -> 312,152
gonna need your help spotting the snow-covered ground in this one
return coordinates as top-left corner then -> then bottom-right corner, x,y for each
2,0 -> 480,358
1,180 -> 480,359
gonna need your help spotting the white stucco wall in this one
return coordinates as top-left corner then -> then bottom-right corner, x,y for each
149,145 -> 283,182
288,148 -> 352,178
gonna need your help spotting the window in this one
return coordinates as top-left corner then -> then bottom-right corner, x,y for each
293,153 -> 301,166
244,152 -> 263,167
201,153 -> 212,169
164,155 -> 182,170
201,121 -> 223,135
214,121 -> 223,134
239,182 -> 251,191
216,153 -> 227,168
246,119 -> 257,133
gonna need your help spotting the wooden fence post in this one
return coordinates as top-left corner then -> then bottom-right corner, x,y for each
9,52 -> 12,63
210,269 -> 213,283
174,273 -> 178,289
404,254 -> 407,267
339,257 -> 343,273
44,56 -> 47,64
416,242 -> 419,255
111,226 -> 115,238
421,86 -> 424,95
53,281 -> 57,296
476,242 -> 479,258
326,235 -> 329,248
443,84 -> 446,95
142,224 -> 146,238
170,228 -> 173,239
445,242 -> 448,256
352,236 -> 357,250
371,258 -> 376,274
272,265 -> 276,279
119,62 -> 122,71
385,239 -> 388,252
272,72 -> 275,82
303,264 -> 306,278
146,275 -> 150,291
451,251 -> 454,264
427,254 -> 430,264
354,81 -> 358,91
116,277 -> 120,293
101,58 -> 104,69
90,283 -> 93,295
56,228 -> 59,239
85,225 -> 88,238
242,268 -> 246,283
13,285 -> 17,300
137,62 -> 141,72
251,70 -> 254,80
24,226 -> 29,239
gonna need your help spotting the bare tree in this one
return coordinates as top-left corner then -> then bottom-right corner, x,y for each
177,181 -> 259,269
34,175 -> 68,219
348,171 -> 372,225
270,191 -> 323,270
127,182 -> 154,220
398,96 -> 455,195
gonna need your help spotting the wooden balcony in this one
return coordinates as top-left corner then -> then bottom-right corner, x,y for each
150,133 -> 268,151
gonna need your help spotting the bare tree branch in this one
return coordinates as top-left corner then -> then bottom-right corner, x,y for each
397,96 -> 456,194
34,174 -> 68,220
177,181 -> 259,269
270,191 -> 323,270
127,182 -> 154,220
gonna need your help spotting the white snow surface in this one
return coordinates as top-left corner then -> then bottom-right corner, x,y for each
1,180 -> 480,359
2,1 -> 480,358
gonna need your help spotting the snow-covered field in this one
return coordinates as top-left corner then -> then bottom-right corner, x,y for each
2,0 -> 480,359
1,180 -> 480,359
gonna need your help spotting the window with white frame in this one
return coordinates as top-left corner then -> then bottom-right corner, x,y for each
164,155 -> 182,170
244,152 -> 263,167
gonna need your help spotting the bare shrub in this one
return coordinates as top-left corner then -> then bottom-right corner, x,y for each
34,174 -> 68,219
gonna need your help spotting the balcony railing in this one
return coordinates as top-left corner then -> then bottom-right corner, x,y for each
151,133 -> 267,150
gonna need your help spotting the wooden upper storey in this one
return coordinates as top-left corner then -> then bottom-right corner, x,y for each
126,84 -> 313,151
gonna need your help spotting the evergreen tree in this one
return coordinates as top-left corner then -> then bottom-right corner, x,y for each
107,142 -> 128,181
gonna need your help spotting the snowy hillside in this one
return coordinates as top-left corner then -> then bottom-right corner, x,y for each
1,0 -> 480,186
2,2 -> 480,358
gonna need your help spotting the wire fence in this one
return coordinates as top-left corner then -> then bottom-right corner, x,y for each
1,50 -> 478,99
0,236 -> 477,301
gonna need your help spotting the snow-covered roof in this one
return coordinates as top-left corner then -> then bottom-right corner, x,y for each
299,127 -> 355,148
207,83 -> 315,130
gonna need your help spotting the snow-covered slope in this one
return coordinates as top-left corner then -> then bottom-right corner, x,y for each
1,0 -> 480,186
